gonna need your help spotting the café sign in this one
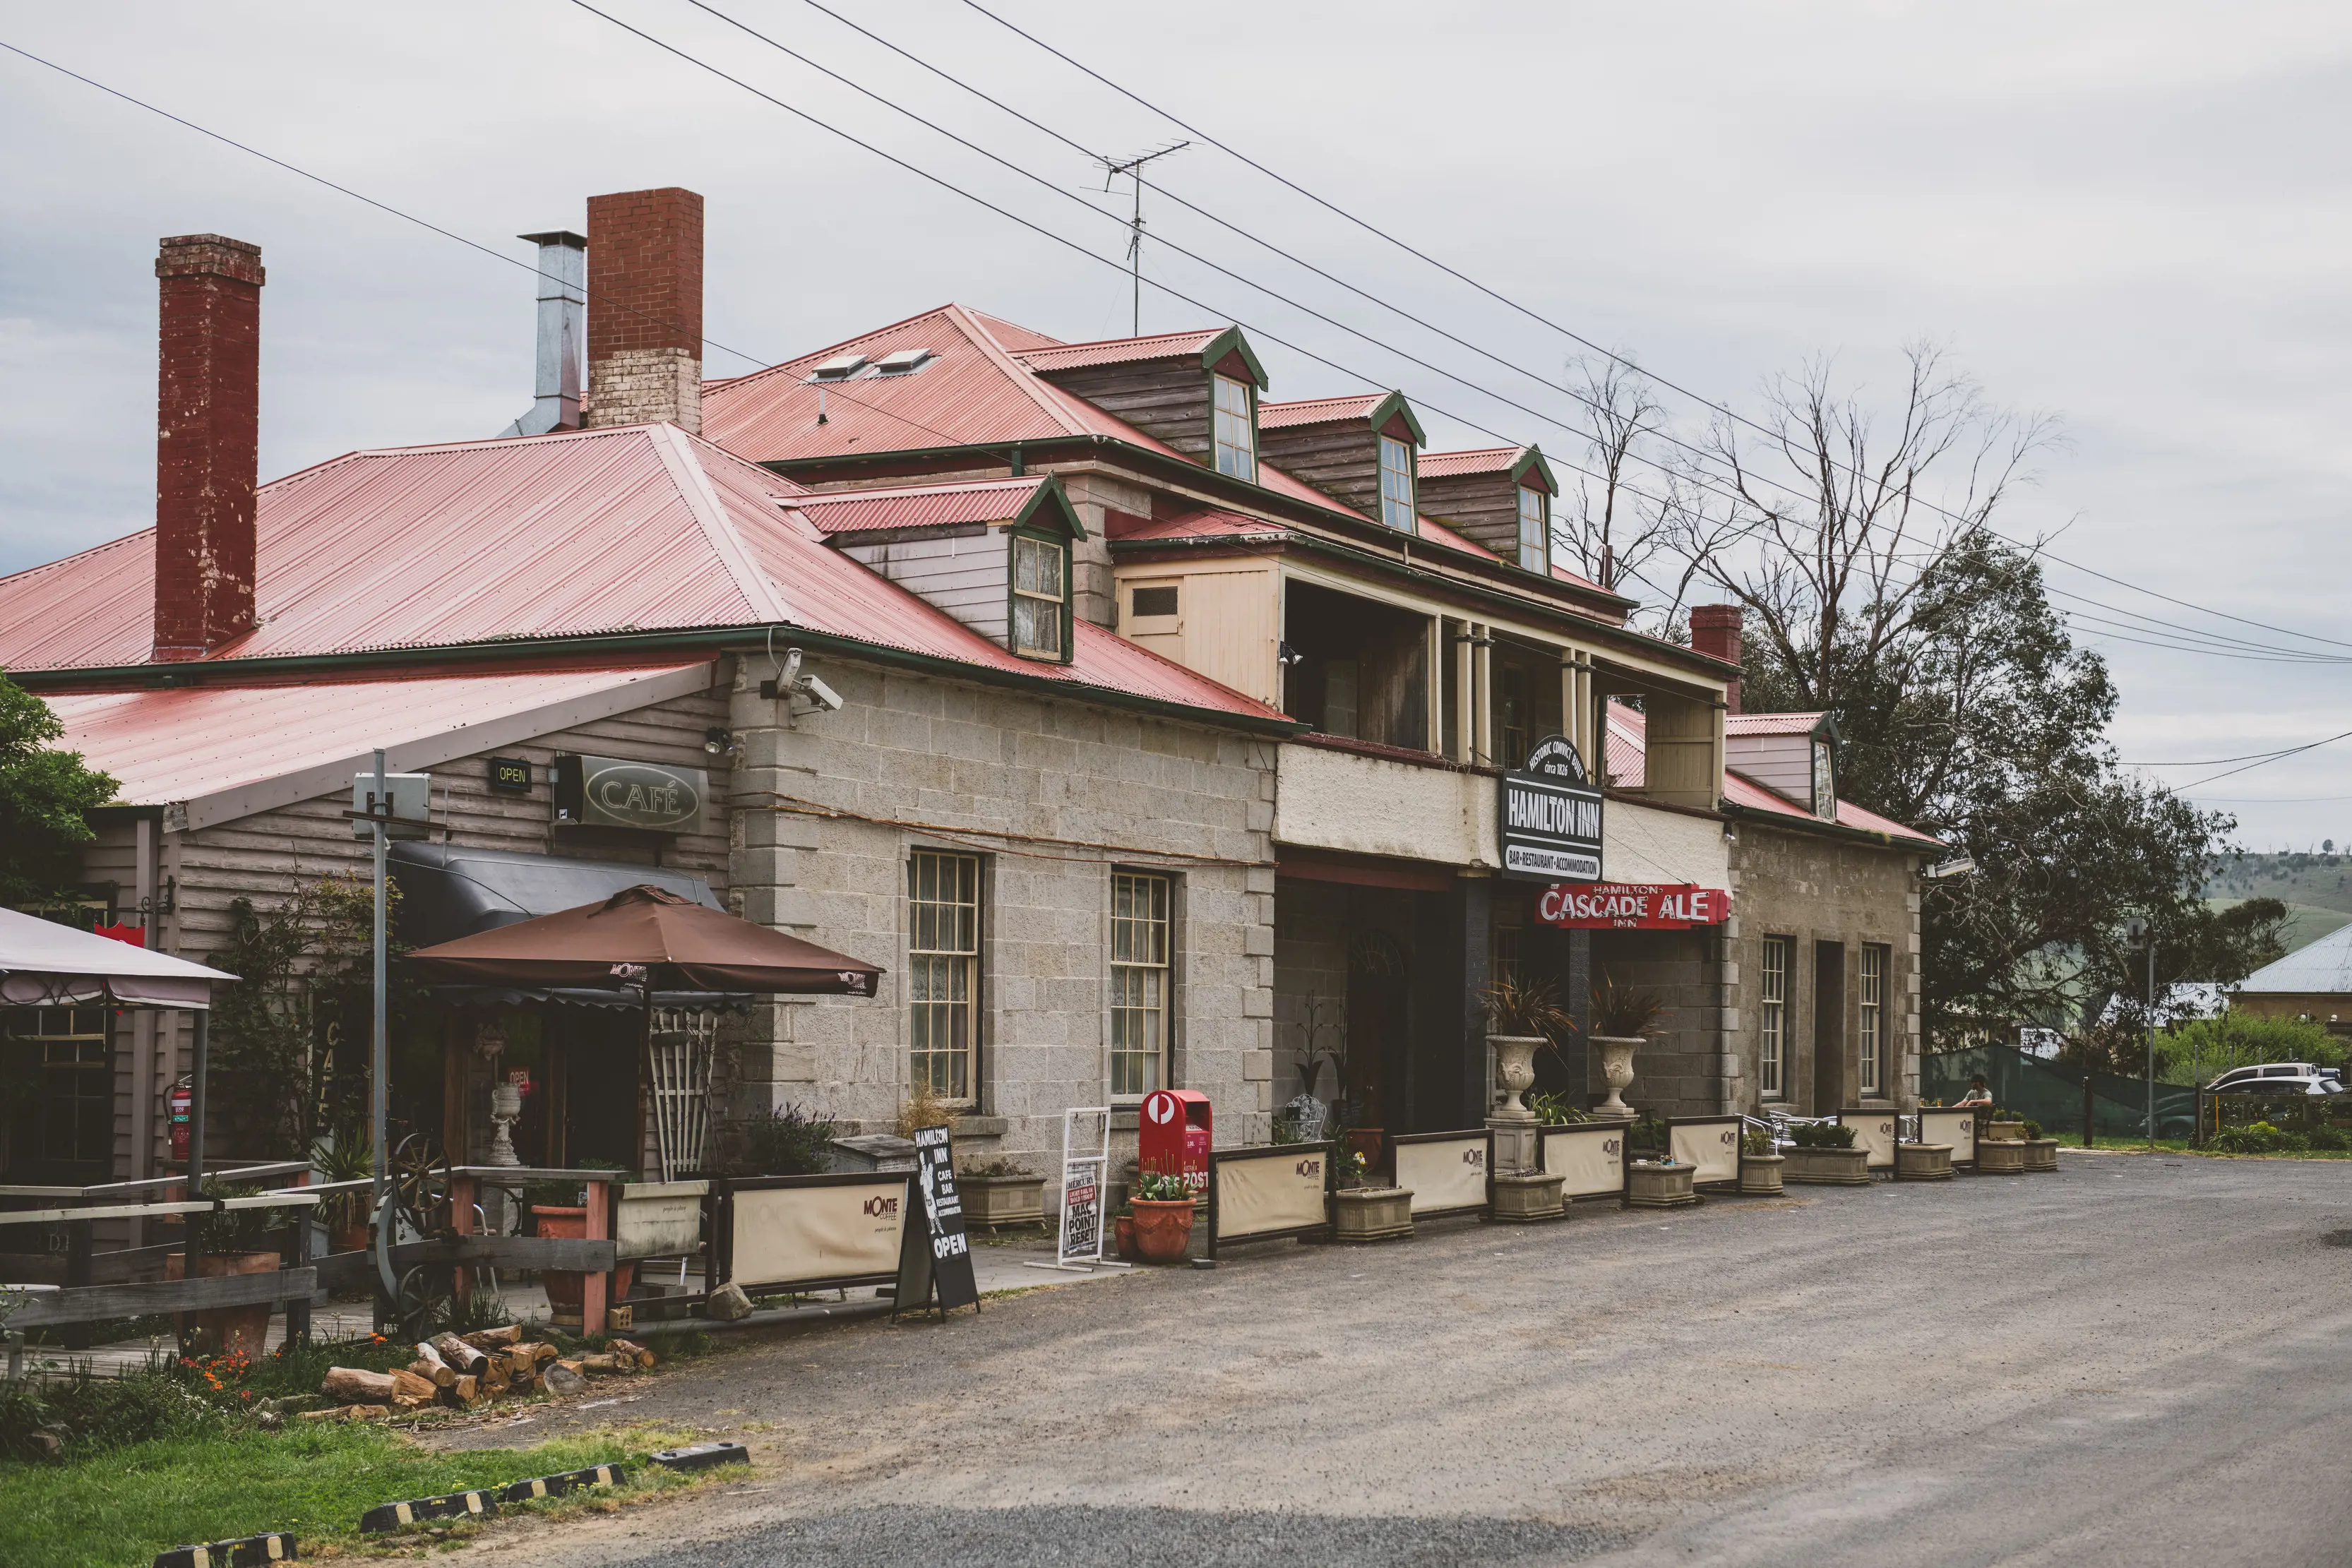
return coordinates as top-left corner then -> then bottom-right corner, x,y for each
1498,734 -> 1604,884
552,753 -> 709,836
1539,882 -> 1731,930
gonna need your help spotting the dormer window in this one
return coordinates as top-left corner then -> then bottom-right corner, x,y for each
1516,484 -> 1548,572
1379,435 -> 1416,529
1812,739 -> 1837,820
1010,532 -> 1071,661
1212,373 -> 1256,481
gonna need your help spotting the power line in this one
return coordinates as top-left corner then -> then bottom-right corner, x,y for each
955,0 -> 2352,662
2173,728 -> 2352,791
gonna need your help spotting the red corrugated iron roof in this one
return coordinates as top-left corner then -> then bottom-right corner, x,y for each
1258,393 -> 1388,430
1417,515 -> 1495,558
1726,711 -> 1829,736
0,423 -> 1289,728
1418,446 -> 1521,479
1109,507 -> 1290,544
1010,328 -> 1229,374
1549,563 -> 1618,598
1604,700 -> 1938,846
792,477 -> 1051,536
47,666 -> 711,811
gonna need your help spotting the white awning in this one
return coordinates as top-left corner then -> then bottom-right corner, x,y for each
0,906 -> 236,1010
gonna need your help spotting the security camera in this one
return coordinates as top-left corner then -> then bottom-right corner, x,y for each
801,674 -> 843,713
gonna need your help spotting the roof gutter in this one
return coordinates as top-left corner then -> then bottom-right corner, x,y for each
1719,796 -> 1943,855
10,623 -> 1308,739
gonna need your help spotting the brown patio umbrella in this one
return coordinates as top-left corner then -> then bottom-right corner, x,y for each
403,885 -> 881,995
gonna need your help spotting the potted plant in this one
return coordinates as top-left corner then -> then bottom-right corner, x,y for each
957,1156 -> 1046,1231
1329,1144 -> 1414,1240
1479,974 -> 1571,1123
1590,973 -> 1666,1116
1781,1122 -> 1871,1185
1114,1202 -> 1139,1261
1738,1125 -> 1784,1195
311,1129 -> 374,1254
1976,1112 -> 2029,1175
1896,1139 -> 1954,1180
1130,1166 -> 1197,1263
166,1179 -> 287,1356
1626,1156 -> 1697,1208
2020,1118 -> 2059,1173
1981,1108 -> 2027,1142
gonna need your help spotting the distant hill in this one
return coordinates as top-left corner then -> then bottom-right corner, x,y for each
2208,851 -> 2352,957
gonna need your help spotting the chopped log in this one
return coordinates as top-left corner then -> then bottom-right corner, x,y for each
461,1323 -> 523,1349
484,1353 -> 513,1389
607,1338 -> 655,1368
414,1341 -> 453,1377
574,1353 -> 633,1375
448,1374 -> 483,1408
389,1369 -> 439,1403
392,1392 -> 436,1411
301,1403 -> 391,1423
430,1332 -> 489,1375
322,1367 -> 401,1404
510,1341 -> 554,1370
405,1358 -> 457,1390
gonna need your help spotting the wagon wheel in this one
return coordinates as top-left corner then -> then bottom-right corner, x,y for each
393,1264 -> 453,1341
391,1132 -> 450,1233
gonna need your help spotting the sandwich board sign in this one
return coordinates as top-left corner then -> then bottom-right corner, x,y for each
1026,1106 -> 1130,1274
907,1124 -> 979,1315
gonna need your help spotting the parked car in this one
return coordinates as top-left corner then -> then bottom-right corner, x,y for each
2206,1063 -> 2344,1096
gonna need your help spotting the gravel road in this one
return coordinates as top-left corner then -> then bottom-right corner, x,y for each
455,1151 -> 2352,1567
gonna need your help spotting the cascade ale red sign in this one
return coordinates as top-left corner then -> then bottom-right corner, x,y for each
1538,882 -> 1730,930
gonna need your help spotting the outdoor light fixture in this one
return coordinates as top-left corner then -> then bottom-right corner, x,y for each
703,726 -> 738,757
1277,640 -> 1306,667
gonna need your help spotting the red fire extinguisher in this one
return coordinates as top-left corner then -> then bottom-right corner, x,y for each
168,1075 -> 193,1162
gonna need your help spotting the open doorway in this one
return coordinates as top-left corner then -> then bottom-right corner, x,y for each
1813,940 -> 1846,1111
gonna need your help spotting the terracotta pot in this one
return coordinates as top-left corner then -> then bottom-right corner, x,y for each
532,1204 -> 633,1312
1115,1214 -> 1139,1260
165,1250 -> 280,1358
1130,1197 -> 1195,1263
330,1223 -> 370,1256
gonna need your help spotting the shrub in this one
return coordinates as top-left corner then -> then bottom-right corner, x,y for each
1741,1125 -> 1777,1156
1628,1114 -> 1670,1153
2163,1012 -> 2345,1079
2210,1120 -> 2306,1154
957,1156 -> 1034,1180
2022,1119 -> 2044,1140
1790,1122 -> 1858,1149
1528,1090 -> 1587,1126
720,1103 -> 837,1177
2307,1126 -> 2351,1152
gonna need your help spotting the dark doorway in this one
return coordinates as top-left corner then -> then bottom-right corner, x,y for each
1345,929 -> 1409,1134
1813,941 -> 1846,1112
1284,580 -> 1431,750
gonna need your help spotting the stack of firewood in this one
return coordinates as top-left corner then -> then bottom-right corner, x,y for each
311,1323 -> 651,1419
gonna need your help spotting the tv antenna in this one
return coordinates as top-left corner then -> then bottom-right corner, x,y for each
1100,141 -> 1190,336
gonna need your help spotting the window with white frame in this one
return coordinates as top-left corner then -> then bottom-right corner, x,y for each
1378,435 -> 1416,530
1516,485 -> 1548,573
1010,533 -> 1069,661
1212,374 -> 1257,481
1859,943 -> 1887,1096
1109,871 -> 1172,1097
1760,935 -> 1793,1099
908,850 -> 981,1100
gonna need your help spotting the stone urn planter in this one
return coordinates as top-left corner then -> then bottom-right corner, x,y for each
1488,1035 -> 1545,1115
1976,1139 -> 2028,1175
165,1250 -> 280,1357
1130,1197 -> 1196,1263
1592,1035 -> 1644,1117
1489,1170 -> 1568,1223
1332,1185 -> 1414,1243
960,1174 -> 1046,1232
2022,1138 -> 2060,1172
1626,1160 -> 1697,1209
1738,1152 -> 1785,1195
1896,1142 -> 1954,1181
1784,1147 -> 1873,1185
1981,1119 -> 2026,1143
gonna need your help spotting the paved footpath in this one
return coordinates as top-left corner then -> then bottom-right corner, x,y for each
455,1151 -> 2352,1567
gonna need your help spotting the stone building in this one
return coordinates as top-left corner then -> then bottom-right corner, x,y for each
2,184 -> 1938,1209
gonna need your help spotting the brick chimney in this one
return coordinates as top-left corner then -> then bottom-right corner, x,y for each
1690,604 -> 1743,715
153,234 -> 264,661
584,187 -> 703,434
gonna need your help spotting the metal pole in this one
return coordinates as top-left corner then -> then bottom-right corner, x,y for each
2145,939 -> 2156,1147
1130,171 -> 1142,336
181,1007 -> 208,1350
371,748 -> 389,1217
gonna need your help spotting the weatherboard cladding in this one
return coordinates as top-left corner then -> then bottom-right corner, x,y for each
1606,701 -> 1938,847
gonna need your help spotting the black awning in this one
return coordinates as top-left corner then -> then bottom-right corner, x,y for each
389,841 -> 723,949
429,984 -> 752,1013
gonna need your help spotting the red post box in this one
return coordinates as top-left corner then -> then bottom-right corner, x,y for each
1139,1089 -> 1213,1199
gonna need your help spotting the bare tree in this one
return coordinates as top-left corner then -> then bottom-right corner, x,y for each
1551,355 -> 1706,633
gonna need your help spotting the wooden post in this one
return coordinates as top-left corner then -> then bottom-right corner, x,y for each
2083,1073 -> 2096,1149
448,1173 -> 478,1315
62,1219 -> 94,1352
179,1008 -> 209,1356
580,1175 -> 611,1337
284,1166 -> 313,1348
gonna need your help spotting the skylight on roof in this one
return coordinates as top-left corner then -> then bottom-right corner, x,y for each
874,348 -> 933,376
811,354 -> 868,381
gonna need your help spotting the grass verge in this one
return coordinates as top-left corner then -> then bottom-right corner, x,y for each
2075,1135 -> 2352,1159
0,1420 -> 709,1568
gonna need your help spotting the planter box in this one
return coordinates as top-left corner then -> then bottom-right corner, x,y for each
1981,1121 -> 2026,1143
2022,1139 -> 2060,1173
1976,1140 -> 2027,1175
1784,1147 -> 1872,1185
1626,1162 -> 1698,1209
960,1174 -> 1046,1231
1896,1143 -> 1954,1181
1332,1185 -> 1414,1243
1738,1153 -> 1784,1196
1489,1170 -> 1566,1223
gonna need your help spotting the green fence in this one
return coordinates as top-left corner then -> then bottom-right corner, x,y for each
1922,1044 -> 2198,1139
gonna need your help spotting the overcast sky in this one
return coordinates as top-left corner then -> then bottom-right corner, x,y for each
3,1 -> 2346,848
